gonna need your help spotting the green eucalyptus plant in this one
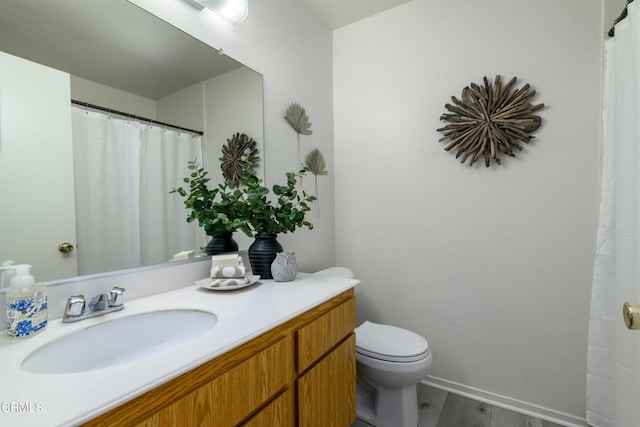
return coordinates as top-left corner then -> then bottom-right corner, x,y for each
171,160 -> 252,237
241,160 -> 317,235
172,156 -> 317,238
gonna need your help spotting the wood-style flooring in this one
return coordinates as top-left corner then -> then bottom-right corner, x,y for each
351,384 -> 566,427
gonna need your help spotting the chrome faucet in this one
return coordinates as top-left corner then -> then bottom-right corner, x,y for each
62,287 -> 125,323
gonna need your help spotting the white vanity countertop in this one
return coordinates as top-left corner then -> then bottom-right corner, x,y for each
0,273 -> 359,427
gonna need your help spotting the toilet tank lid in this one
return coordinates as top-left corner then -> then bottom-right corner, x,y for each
355,321 -> 428,359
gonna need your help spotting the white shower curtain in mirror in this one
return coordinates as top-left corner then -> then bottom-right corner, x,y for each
72,108 -> 141,275
72,107 -> 204,275
140,126 -> 204,266
587,3 -> 640,426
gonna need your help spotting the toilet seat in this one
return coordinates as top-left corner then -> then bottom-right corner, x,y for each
356,321 -> 430,363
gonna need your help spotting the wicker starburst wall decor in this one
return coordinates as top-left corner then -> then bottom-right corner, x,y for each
437,76 -> 544,167
219,132 -> 260,185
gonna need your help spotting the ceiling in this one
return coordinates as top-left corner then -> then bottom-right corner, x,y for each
0,0 -> 411,99
302,0 -> 412,30
0,0 -> 242,100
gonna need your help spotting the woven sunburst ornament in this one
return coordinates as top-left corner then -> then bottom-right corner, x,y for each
219,132 -> 260,185
437,76 -> 544,167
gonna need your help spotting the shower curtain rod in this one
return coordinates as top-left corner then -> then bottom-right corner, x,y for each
71,99 -> 204,136
609,0 -> 635,37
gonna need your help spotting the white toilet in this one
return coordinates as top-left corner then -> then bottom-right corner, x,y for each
355,321 -> 432,427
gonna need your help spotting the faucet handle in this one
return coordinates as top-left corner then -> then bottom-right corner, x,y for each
89,293 -> 109,312
108,287 -> 125,307
64,295 -> 86,318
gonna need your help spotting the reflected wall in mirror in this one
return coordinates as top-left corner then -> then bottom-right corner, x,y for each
0,0 -> 264,283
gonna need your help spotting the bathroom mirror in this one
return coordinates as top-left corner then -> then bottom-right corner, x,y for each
0,0 -> 264,283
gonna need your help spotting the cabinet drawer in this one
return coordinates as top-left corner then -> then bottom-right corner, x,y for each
297,334 -> 356,427
136,335 -> 294,427
297,297 -> 355,372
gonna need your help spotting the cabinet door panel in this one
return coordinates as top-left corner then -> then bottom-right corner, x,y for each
138,335 -> 293,427
135,384 -> 214,426
297,297 -> 355,372
298,334 -> 356,427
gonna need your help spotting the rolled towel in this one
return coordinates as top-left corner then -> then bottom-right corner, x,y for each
211,264 -> 246,278
209,276 -> 250,288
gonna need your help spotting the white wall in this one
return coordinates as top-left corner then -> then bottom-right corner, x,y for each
334,0 -> 602,422
71,75 -> 157,118
157,81 -> 204,132
130,0 -> 335,272
203,66 -> 264,184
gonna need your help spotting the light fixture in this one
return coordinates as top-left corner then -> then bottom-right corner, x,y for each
182,0 -> 248,25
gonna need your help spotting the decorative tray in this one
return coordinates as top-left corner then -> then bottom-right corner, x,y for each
195,275 -> 260,291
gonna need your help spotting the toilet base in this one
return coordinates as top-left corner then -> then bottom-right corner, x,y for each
355,373 -> 419,427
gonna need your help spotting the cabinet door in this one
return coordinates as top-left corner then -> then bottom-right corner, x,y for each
297,297 -> 355,372
0,51 -> 78,281
298,334 -> 356,427
136,336 -> 293,427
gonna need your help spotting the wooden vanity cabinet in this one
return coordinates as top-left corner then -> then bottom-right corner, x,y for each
298,336 -> 356,427
297,294 -> 357,427
83,289 -> 356,427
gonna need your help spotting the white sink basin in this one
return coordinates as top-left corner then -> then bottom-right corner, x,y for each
21,309 -> 218,374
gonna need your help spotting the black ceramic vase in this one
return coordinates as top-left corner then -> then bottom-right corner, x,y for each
248,233 -> 283,279
205,232 -> 239,255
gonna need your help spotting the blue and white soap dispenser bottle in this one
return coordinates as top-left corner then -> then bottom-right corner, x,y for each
6,264 -> 48,338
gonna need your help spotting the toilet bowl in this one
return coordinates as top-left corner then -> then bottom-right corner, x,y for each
355,321 -> 432,427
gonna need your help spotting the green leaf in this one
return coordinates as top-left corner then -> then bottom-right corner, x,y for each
172,156 -> 318,237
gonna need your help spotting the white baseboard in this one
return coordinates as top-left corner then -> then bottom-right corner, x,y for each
422,376 -> 589,427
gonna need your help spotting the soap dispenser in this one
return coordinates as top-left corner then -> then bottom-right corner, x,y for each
6,264 -> 48,339
0,260 -> 15,289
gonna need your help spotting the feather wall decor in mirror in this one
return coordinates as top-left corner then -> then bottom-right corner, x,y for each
437,76 -> 544,167
284,102 -> 313,167
219,132 -> 260,185
304,148 -> 327,217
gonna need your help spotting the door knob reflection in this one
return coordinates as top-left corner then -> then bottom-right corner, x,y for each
58,242 -> 75,254
623,302 -> 640,330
